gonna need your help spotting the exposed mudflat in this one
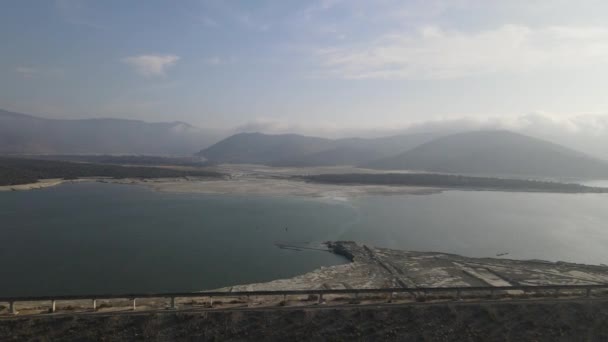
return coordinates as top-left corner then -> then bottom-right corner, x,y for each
0,164 -> 441,198
145,177 -> 439,198
132,164 -> 441,198
225,241 -> 608,292
2,242 -> 608,340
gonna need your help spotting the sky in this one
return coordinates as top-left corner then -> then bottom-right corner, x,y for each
2,0 -> 608,149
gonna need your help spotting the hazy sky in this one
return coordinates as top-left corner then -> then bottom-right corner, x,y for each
2,0 -> 608,137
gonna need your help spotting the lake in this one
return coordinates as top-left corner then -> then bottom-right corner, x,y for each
2,182 -> 608,296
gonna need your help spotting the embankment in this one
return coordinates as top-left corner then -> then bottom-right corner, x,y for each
1,300 -> 607,341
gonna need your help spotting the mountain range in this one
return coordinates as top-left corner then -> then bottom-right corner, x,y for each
200,130 -> 608,179
197,132 -> 440,166
364,130 -> 608,178
0,109 -> 219,155
3,108 -> 608,179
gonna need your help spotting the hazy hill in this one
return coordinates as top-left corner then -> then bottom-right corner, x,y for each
197,132 -> 439,166
0,109 -> 219,155
198,133 -> 334,164
365,130 -> 608,178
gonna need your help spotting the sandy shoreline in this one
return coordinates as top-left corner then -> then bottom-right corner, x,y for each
0,179 -> 67,192
0,164 -> 443,197
3,163 -> 598,197
0,178 -> 441,199
145,177 -> 441,198
0,176 -> 441,198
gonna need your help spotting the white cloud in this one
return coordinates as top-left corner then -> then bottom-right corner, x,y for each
317,25 -> 608,80
122,54 -> 180,77
15,66 -> 37,78
233,118 -> 351,138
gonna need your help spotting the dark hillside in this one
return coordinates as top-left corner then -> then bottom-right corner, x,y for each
0,109 -> 219,155
365,130 -> 608,179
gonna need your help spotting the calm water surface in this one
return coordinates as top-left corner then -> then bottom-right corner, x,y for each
1,182 -> 608,296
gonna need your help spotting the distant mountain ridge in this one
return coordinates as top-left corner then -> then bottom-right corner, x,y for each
0,109 -> 219,155
197,132 -> 440,166
199,130 -> 608,179
6,108 -> 608,179
364,130 -> 608,179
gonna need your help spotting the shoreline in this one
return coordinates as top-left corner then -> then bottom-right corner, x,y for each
0,176 -> 444,198
216,241 -> 608,292
2,175 -> 606,198
2,164 -> 606,197
0,179 -> 67,192
3,241 -> 608,316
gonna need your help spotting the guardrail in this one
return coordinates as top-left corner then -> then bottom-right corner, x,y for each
2,284 -> 607,315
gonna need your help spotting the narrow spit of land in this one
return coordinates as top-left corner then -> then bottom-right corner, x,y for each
227,241 -> 608,291
0,157 -> 223,187
301,173 -> 608,193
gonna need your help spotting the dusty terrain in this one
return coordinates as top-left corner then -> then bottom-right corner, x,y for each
226,242 -> 608,292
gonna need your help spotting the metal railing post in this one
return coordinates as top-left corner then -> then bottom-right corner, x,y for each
9,301 -> 17,315
0,284 -> 606,315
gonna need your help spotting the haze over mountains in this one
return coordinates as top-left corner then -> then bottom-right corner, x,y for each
0,109 -> 219,155
3,108 -> 608,179
201,130 -> 608,179
197,132 -> 440,166
365,130 -> 608,179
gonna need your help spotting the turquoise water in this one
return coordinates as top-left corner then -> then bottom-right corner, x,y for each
2,182 -> 608,296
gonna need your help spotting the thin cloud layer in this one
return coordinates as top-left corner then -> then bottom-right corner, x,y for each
15,67 -> 37,78
122,54 -> 180,77
233,113 -> 608,159
318,25 -> 608,80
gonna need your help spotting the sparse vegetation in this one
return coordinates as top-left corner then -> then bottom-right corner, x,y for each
0,157 -> 223,186
302,173 -> 608,193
